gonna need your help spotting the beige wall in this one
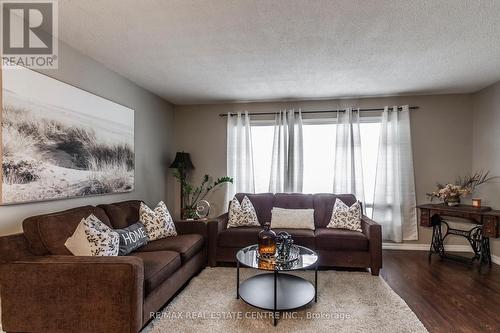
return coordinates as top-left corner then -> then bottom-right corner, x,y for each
472,81 -> 500,257
173,94 -> 474,245
0,40 -> 175,236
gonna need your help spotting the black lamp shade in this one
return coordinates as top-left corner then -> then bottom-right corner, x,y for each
169,152 -> 194,170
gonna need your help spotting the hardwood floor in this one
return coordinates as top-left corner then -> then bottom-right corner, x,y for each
381,250 -> 500,333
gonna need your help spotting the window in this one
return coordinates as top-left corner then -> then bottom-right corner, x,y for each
251,123 -> 274,193
302,121 -> 336,194
358,121 -> 380,216
250,115 -> 380,215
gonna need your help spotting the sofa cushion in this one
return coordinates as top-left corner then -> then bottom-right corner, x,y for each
274,193 -> 314,209
234,193 -> 274,225
98,200 -> 142,229
227,196 -> 260,228
23,206 -> 111,256
65,214 -> 120,256
139,201 -> 177,240
115,222 -> 149,256
218,227 -> 315,249
313,194 -> 358,228
135,234 -> 203,263
327,199 -> 362,232
270,207 -> 315,230
130,251 -> 181,295
315,228 -> 368,251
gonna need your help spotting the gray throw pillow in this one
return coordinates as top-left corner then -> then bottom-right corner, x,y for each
115,222 -> 148,255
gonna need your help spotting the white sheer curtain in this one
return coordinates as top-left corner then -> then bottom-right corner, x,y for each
269,110 -> 304,193
226,112 -> 255,199
332,108 -> 366,205
372,105 -> 417,242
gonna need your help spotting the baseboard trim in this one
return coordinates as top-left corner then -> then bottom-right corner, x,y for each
382,243 -> 473,252
383,243 -> 500,265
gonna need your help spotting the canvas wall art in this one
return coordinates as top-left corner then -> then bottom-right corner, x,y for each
1,65 -> 135,204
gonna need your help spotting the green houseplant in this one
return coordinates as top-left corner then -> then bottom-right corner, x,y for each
173,171 -> 233,219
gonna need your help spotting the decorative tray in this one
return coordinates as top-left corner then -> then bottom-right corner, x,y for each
257,244 -> 300,264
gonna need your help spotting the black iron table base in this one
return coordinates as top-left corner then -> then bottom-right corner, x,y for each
429,215 -> 492,271
236,260 -> 318,326
235,245 -> 319,326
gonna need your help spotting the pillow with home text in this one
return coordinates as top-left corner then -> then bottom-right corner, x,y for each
115,222 -> 149,255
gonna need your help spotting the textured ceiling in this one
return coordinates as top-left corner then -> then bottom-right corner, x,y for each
58,0 -> 500,105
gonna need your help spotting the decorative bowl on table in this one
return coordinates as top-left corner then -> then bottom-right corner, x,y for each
256,244 -> 300,264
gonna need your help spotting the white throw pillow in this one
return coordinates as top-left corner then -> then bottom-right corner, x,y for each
65,214 -> 120,256
227,196 -> 260,228
270,207 -> 315,230
139,201 -> 177,241
327,199 -> 362,232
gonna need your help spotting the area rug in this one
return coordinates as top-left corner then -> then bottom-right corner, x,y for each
143,267 -> 428,333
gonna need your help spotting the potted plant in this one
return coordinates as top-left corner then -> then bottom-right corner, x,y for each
427,171 -> 497,206
172,172 -> 233,219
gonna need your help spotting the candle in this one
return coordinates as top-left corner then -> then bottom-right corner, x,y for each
472,198 -> 482,208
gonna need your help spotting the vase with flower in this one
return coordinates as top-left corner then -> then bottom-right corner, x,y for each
427,171 -> 497,206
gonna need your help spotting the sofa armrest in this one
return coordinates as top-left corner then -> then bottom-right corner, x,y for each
0,233 -> 31,264
0,255 -> 144,333
207,213 -> 228,267
361,215 -> 380,236
361,215 -> 382,275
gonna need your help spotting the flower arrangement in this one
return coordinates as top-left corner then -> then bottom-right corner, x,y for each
427,184 -> 470,205
427,171 -> 497,206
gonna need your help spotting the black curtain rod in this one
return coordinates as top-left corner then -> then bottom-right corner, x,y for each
219,106 -> 419,117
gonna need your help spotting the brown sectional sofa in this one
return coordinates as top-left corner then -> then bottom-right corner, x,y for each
208,193 -> 382,275
0,200 -> 206,333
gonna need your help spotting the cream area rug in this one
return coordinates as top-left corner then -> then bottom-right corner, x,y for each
143,267 -> 428,333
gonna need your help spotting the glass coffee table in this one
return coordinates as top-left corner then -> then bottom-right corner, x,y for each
236,244 -> 318,326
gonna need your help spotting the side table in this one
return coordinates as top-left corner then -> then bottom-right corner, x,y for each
417,203 -> 499,271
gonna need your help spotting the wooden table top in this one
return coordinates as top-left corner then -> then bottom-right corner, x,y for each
417,203 -> 500,216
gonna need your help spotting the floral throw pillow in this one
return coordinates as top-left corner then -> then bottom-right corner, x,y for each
139,201 -> 177,241
327,199 -> 363,232
227,196 -> 260,228
65,214 -> 120,256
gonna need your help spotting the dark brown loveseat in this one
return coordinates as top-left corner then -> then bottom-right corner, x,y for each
208,193 -> 382,275
0,200 -> 206,333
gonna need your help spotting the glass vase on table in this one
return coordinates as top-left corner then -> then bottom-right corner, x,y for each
258,223 -> 276,260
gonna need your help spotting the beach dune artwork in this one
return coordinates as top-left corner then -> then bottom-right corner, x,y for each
1,65 -> 135,204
